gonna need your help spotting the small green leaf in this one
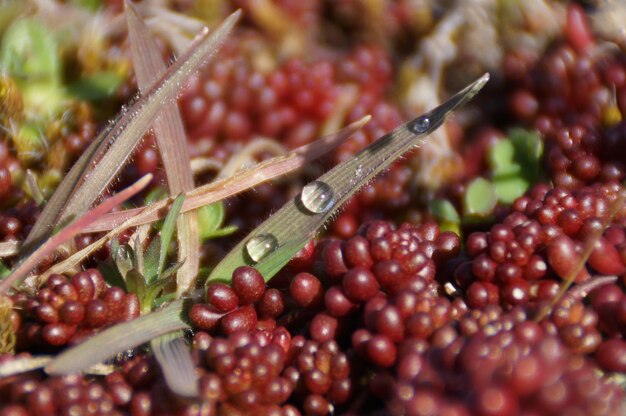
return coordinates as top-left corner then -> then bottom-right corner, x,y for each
0,262 -> 10,279
159,195 -> 185,278
21,82 -> 67,115
67,71 -> 126,101
509,128 -> 543,161
145,276 -> 174,311
488,139 -> 521,177
197,202 -> 234,240
160,261 -> 185,282
428,199 -> 460,224
98,262 -> 126,291
440,221 -> 461,236
205,225 -> 238,238
153,293 -> 176,308
125,269 -> 147,311
493,175 -> 530,204
464,177 -> 497,217
144,237 -> 161,284
0,18 -> 60,82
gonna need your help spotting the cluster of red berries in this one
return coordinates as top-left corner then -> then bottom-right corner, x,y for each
506,26 -> 626,188
11,269 -> 139,350
457,182 -> 626,309
382,309 -> 625,415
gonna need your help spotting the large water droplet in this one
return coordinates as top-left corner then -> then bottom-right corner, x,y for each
245,234 -> 278,262
300,181 -> 335,214
409,116 -> 430,134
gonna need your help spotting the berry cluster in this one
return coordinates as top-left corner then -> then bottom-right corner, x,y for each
459,182 -> 626,309
506,25 -> 626,188
11,269 -> 139,350
385,309 -> 625,415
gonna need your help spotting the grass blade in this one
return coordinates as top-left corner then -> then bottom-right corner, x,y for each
150,331 -> 198,398
207,74 -> 490,283
21,10 -> 240,257
125,1 -> 200,295
45,299 -> 189,375
0,174 -> 153,293
158,195 -> 185,278
79,116 -> 370,233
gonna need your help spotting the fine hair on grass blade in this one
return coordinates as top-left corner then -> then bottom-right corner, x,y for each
21,10 -> 241,258
46,299 -> 189,375
79,116 -> 371,233
0,174 -> 153,293
125,0 -> 199,296
208,74 -> 490,284
150,331 -> 198,398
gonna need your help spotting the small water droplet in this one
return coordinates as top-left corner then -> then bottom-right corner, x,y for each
409,116 -> 430,134
300,181 -> 335,214
245,234 -> 278,262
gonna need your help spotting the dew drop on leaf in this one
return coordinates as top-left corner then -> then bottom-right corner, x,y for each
245,233 -> 279,262
408,116 -> 430,134
300,181 -> 335,214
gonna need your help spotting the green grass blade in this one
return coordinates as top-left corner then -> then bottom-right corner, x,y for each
159,194 -> 185,278
207,74 -> 490,284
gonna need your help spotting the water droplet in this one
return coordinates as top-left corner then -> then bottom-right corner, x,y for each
300,181 -> 335,214
245,234 -> 278,262
409,116 -> 430,134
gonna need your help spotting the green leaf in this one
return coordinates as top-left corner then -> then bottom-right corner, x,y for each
98,262 -> 126,291
153,293 -> 176,308
509,128 -> 543,182
464,177 -> 497,217
197,203 -> 223,239
144,236 -> 161,284
0,18 -> 61,83
440,221 -> 461,236
428,199 -> 460,224
160,261 -> 185,282
198,203 -> 238,240
493,175 -> 530,204
67,71 -> 125,101
207,74 -> 490,284
125,269 -> 147,311
0,261 -> 11,279
509,128 -> 543,161
488,139 -> 521,177
159,195 -> 185,278
205,225 -> 238,238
